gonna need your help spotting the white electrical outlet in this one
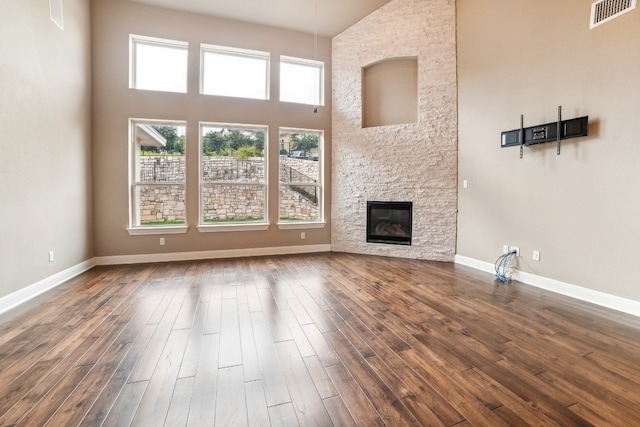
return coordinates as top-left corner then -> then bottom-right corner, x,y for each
509,246 -> 520,256
301,232 -> 306,240
503,245 -> 509,254
463,180 -> 468,189
160,237 -> 165,246
533,250 -> 540,261
49,251 -> 55,262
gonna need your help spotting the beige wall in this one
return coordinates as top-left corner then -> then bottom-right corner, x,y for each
91,0 -> 331,257
332,0 -> 458,260
0,0 -> 93,298
457,0 -> 640,301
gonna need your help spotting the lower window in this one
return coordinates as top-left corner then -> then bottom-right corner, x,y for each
279,128 -> 323,223
129,120 -> 186,229
200,123 -> 268,227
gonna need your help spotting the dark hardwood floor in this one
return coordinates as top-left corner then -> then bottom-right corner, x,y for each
1,252 -> 640,426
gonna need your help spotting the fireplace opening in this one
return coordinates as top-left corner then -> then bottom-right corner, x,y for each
367,201 -> 412,245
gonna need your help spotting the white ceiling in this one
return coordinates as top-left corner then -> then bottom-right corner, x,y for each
127,0 -> 392,37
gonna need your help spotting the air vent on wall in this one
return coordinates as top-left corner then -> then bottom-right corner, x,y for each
590,0 -> 637,28
49,0 -> 64,30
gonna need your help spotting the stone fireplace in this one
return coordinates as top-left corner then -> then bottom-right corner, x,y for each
367,201 -> 412,245
330,0 -> 457,261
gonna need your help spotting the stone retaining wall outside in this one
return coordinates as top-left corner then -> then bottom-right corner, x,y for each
138,156 -> 318,223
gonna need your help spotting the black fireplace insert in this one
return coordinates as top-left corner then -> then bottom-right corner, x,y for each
366,201 -> 412,245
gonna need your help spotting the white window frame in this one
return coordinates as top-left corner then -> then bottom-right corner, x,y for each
129,35 -> 189,93
277,128 -> 325,229
200,44 -> 270,100
127,119 -> 188,236
279,56 -> 324,106
198,122 -> 269,233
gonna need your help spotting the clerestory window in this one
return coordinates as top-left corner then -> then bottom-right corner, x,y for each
130,35 -> 188,93
280,56 -> 324,106
201,45 -> 270,100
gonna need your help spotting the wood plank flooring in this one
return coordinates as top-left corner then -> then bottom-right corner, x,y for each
1,252 -> 640,426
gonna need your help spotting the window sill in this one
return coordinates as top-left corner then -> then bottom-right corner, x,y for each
127,226 -> 189,236
277,221 -> 326,230
197,223 -> 270,233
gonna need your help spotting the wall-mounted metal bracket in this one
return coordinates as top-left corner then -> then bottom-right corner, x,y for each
501,106 -> 588,159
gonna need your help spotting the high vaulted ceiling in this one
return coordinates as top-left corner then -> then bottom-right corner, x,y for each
127,0 -> 392,37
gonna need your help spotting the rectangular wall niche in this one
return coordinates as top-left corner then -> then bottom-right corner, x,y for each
362,57 -> 418,128
367,201 -> 413,245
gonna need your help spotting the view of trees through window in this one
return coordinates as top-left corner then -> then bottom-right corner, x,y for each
202,128 -> 264,159
200,125 -> 267,224
281,133 -> 319,157
140,125 -> 185,154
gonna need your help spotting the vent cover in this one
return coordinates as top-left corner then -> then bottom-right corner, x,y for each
590,0 -> 637,28
49,0 -> 64,30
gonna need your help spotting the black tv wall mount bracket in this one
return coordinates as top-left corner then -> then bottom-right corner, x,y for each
501,106 -> 589,159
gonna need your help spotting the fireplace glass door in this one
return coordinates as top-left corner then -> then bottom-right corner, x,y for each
366,201 -> 412,245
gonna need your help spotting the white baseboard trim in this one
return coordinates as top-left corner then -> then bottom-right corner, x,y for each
0,259 -> 96,316
95,244 -> 332,266
455,255 -> 640,318
454,255 -> 496,275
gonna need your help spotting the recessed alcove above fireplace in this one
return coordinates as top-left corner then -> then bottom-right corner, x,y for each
362,57 -> 418,128
367,201 -> 413,245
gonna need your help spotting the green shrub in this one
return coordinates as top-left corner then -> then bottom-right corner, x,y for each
234,145 -> 257,160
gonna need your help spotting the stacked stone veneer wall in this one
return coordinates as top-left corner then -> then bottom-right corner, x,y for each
139,156 -> 318,223
331,0 -> 458,261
